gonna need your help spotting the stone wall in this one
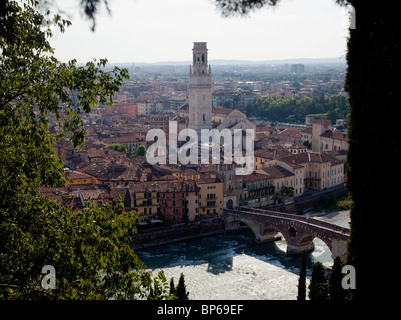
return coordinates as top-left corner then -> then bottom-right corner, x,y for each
131,219 -> 225,250
268,186 -> 348,214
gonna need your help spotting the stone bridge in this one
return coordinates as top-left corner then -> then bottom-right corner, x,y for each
224,208 -> 349,262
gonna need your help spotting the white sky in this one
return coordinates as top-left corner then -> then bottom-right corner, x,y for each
49,0 -> 351,63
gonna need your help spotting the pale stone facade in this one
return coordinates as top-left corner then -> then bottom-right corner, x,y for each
188,42 -> 213,134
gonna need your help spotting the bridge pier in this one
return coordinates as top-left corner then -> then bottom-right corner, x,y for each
256,229 -> 282,243
286,242 -> 315,255
256,233 -> 282,243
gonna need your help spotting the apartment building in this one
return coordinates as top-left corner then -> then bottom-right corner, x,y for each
197,176 -> 224,219
278,151 -> 345,191
236,172 -> 275,208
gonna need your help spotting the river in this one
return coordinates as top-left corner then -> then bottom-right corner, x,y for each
136,210 -> 350,300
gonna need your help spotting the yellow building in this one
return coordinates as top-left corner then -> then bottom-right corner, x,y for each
273,151 -> 345,191
130,183 -> 160,222
261,165 -> 295,197
172,168 -> 200,182
64,169 -> 96,186
236,172 -> 275,208
261,160 -> 304,196
197,176 -> 224,219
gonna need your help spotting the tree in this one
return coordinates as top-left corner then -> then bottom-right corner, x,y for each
175,272 -> 189,300
109,143 -> 128,154
169,277 -> 176,297
342,0 -> 399,301
0,1 -> 171,299
328,256 -> 346,300
147,271 -> 175,300
232,92 -> 242,108
297,251 -> 307,301
280,185 -> 294,197
308,262 -> 328,300
136,145 -> 147,156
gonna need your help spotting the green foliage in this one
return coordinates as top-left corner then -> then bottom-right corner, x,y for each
280,185 -> 294,197
336,197 -> 353,210
328,257 -> 346,300
246,90 -> 348,124
169,277 -> 176,296
343,1 -> 400,301
109,143 -> 128,154
0,0 -> 172,300
136,145 -> 147,156
175,272 -> 189,300
308,262 -> 328,300
297,251 -> 306,301
147,271 -> 175,300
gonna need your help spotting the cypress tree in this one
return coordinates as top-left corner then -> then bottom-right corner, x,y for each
169,277 -> 176,297
329,256 -> 346,300
308,262 -> 328,300
175,272 -> 189,300
297,251 -> 307,301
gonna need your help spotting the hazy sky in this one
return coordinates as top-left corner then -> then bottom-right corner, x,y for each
49,0 -> 351,63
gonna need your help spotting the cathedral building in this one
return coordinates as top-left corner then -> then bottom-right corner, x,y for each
180,42 -> 256,135
174,42 -> 257,209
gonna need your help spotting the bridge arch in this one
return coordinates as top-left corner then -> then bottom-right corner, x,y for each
226,219 -> 262,242
227,218 -> 293,246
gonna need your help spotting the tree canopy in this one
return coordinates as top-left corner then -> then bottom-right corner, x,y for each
0,0 -> 172,299
247,90 -> 348,124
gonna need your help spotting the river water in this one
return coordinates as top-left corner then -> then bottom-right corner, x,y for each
136,210 -> 350,300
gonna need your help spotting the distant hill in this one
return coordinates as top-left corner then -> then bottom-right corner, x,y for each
127,57 -> 346,66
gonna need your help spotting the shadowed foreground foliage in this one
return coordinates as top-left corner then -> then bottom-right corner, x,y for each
0,0 -> 173,299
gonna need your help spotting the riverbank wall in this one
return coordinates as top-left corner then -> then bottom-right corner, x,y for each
267,185 -> 348,214
131,218 -> 227,250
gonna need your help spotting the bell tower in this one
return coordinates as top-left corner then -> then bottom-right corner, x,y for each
188,42 -> 212,134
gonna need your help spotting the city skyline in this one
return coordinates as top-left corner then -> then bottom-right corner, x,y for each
49,0 -> 351,64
